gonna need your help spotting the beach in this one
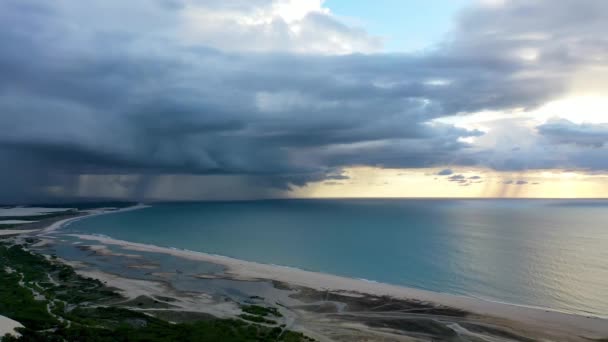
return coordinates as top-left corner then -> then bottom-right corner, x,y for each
4,203 -> 607,341
67,232 -> 608,341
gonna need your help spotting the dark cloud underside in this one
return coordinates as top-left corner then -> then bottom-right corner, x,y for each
0,0 -> 607,201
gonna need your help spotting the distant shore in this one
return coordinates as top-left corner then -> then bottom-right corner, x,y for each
41,203 -> 150,234
0,204 -> 149,237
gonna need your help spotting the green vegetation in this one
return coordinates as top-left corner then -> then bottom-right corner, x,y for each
238,304 -> 284,325
0,224 -> 25,230
0,243 -> 120,304
242,305 -> 283,318
0,265 -> 58,330
0,243 -> 314,341
3,319 -> 313,342
238,314 -> 277,325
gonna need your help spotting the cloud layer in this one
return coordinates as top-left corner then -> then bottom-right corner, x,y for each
0,0 -> 607,201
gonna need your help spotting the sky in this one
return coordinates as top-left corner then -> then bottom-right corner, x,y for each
326,0 -> 472,51
1,0 -> 608,202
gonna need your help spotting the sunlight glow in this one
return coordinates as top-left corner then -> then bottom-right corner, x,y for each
533,95 -> 608,124
291,167 -> 608,199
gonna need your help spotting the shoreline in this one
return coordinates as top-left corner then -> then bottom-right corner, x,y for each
29,204 -> 608,340
65,232 -> 608,338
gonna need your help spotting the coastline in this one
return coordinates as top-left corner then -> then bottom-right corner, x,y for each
24,204 -> 608,340
67,232 -> 608,339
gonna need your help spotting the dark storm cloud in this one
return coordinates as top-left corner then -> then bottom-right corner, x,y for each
0,0 -> 606,201
437,169 -> 454,176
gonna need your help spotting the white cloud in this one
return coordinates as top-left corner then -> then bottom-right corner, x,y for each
178,0 -> 381,54
271,0 -> 329,23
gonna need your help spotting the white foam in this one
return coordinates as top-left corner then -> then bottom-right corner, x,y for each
357,278 -> 380,284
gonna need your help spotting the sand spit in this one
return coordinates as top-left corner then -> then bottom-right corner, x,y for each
0,229 -> 40,236
42,204 -> 150,234
0,207 -> 74,217
0,220 -> 37,225
0,204 -> 149,238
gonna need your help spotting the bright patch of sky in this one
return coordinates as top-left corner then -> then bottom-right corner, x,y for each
326,0 -> 472,52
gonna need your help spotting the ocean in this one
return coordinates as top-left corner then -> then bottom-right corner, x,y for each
63,199 -> 608,317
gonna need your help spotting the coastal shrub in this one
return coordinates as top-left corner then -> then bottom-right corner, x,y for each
242,304 -> 283,317
0,268 -> 59,330
238,314 -> 277,325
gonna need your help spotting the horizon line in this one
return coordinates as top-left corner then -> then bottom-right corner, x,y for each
9,197 -> 608,206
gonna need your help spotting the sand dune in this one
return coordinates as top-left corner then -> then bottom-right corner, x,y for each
0,315 -> 23,338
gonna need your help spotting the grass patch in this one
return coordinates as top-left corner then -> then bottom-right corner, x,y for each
0,224 -> 27,230
242,304 -> 282,317
238,314 -> 277,325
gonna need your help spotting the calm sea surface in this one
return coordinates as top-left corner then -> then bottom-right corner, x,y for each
64,199 -> 608,317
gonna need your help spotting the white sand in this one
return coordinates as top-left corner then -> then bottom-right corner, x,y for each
0,220 -> 37,225
0,315 -> 23,338
0,229 -> 40,236
0,207 -> 74,217
68,233 -> 608,339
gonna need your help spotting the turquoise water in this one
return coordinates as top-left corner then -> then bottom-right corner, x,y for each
64,199 -> 608,317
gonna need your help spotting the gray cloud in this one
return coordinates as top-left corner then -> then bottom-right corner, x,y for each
437,169 -> 454,176
447,174 -> 470,186
502,180 -> 528,186
0,0 -> 607,201
537,119 -> 608,147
